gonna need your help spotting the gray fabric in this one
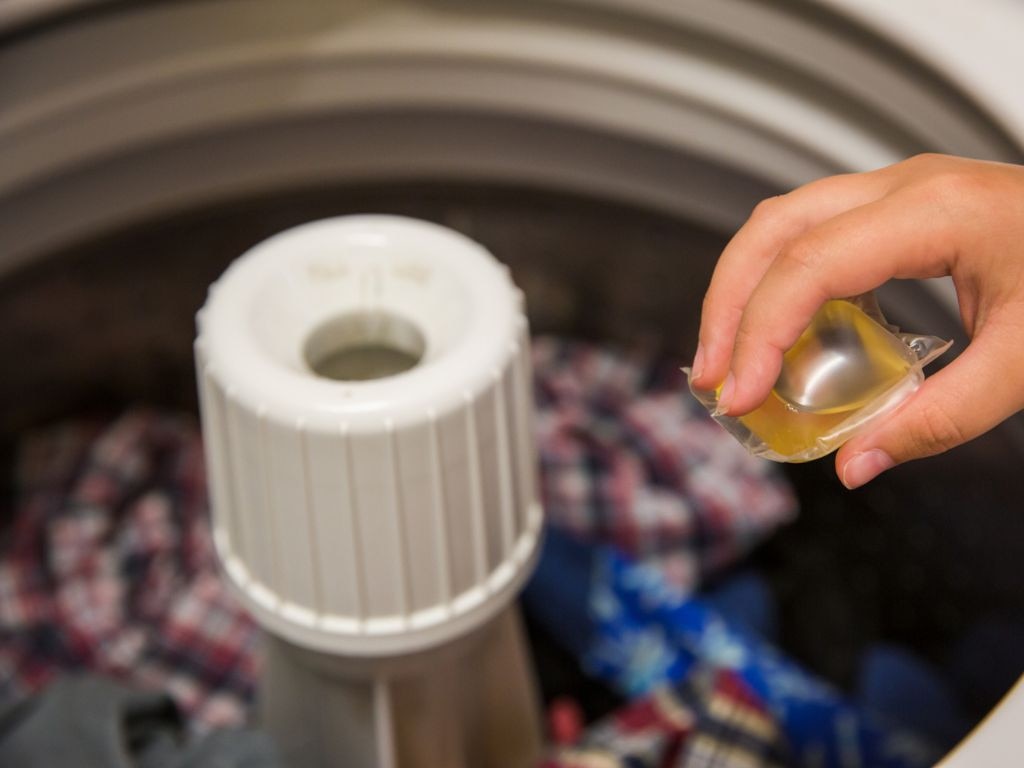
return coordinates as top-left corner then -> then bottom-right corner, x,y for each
0,676 -> 280,768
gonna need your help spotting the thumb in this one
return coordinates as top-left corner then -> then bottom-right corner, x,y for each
835,329 -> 1024,489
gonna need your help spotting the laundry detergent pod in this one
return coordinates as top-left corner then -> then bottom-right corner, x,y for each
687,295 -> 952,463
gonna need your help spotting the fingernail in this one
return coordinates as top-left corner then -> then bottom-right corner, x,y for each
713,373 -> 735,416
841,449 -> 895,490
692,344 -> 706,380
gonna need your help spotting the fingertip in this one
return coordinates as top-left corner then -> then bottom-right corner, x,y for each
723,352 -> 784,416
712,373 -> 735,416
833,398 -> 904,487
834,442 -> 858,477
690,337 -> 731,390
838,449 -> 895,490
689,342 -> 712,389
691,343 -> 705,381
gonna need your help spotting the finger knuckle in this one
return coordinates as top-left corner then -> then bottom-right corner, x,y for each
701,290 -> 715,318
909,151 -> 942,164
734,316 -> 770,360
778,239 -> 823,276
734,320 -> 757,350
733,319 -> 786,386
927,167 -> 972,199
930,166 -> 1000,213
903,152 -> 946,171
700,290 -> 733,329
912,403 -> 967,456
749,195 -> 787,225
899,169 -> 983,227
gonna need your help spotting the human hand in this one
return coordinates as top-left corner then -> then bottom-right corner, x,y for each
690,154 -> 1024,488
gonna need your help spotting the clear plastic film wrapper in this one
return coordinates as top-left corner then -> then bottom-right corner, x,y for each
686,294 -> 952,463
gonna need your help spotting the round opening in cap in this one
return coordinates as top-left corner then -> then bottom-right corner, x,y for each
304,310 -> 426,382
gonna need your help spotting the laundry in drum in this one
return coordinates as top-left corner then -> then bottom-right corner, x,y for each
687,294 -> 952,462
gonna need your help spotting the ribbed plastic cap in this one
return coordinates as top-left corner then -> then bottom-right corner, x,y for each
195,215 -> 542,656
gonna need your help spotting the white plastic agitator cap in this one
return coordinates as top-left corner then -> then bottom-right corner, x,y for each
194,215 -> 542,656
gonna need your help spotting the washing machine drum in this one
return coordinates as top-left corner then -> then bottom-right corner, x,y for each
2,1 -> 1024,765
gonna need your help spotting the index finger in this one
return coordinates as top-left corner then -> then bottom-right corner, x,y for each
693,172 -> 888,389
722,188 -> 957,415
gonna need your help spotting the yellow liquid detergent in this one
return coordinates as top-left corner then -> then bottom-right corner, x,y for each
728,300 -> 914,458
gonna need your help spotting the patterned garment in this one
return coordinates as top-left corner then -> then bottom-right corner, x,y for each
532,338 -> 797,589
0,411 -> 259,730
528,337 -> 802,768
542,668 -> 787,768
528,531 -> 943,768
592,552 -> 943,768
